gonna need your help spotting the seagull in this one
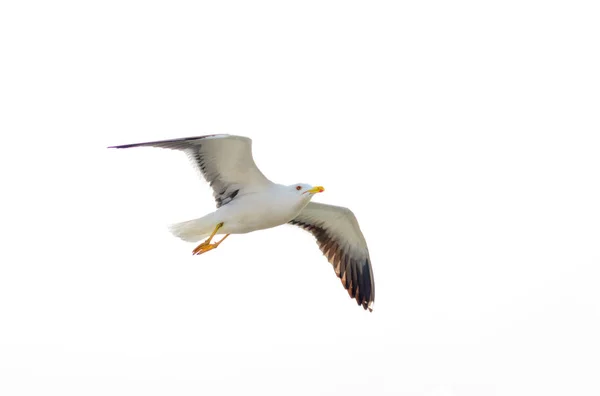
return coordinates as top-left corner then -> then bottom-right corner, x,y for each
109,135 -> 375,311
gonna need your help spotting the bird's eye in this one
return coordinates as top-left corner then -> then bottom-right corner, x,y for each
296,186 -> 302,191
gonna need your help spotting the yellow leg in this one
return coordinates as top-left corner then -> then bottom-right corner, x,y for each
192,223 -> 230,255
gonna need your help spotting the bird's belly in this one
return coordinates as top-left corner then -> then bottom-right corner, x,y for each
219,198 -> 300,234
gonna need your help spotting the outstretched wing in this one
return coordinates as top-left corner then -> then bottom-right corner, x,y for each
109,134 -> 273,207
289,202 -> 375,311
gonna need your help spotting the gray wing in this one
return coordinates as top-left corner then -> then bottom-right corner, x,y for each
109,134 -> 273,207
290,202 -> 375,311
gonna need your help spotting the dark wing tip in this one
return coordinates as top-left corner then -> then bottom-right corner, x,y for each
107,143 -> 139,149
347,257 -> 375,312
107,134 -> 227,150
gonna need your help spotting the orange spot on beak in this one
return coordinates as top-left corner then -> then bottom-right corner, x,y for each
305,186 -> 325,194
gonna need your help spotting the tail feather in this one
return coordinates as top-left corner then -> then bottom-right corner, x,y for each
169,217 -> 213,242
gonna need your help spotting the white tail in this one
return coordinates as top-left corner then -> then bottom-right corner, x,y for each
168,216 -> 215,242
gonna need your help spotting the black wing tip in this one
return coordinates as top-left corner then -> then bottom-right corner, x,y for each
347,257 -> 375,312
351,285 -> 375,312
107,134 -> 232,150
107,143 -> 138,149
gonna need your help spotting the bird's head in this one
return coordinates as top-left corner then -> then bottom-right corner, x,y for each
290,183 -> 325,200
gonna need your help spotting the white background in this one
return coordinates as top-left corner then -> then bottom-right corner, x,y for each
1,1 -> 599,395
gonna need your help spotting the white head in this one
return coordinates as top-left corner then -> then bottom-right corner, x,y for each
289,183 -> 325,202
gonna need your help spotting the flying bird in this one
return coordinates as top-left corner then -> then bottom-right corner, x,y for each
109,135 -> 375,311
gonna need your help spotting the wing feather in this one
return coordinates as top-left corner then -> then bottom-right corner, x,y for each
289,202 -> 375,311
109,134 -> 273,207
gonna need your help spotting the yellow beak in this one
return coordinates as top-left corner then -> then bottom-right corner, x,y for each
304,186 -> 325,194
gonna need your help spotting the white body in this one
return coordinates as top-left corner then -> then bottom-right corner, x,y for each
170,184 -> 312,242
